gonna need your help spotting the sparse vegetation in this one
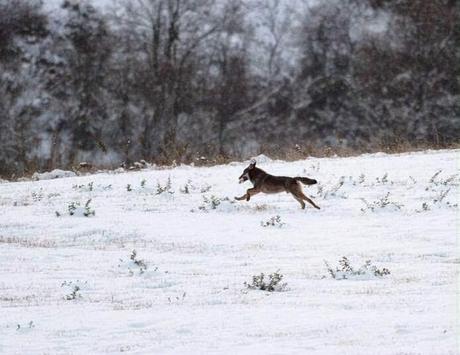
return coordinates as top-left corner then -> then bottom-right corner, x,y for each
16,321 -> 35,331
260,215 -> 285,228
324,257 -> 391,280
180,180 -> 193,194
130,250 -> 147,274
245,271 -> 287,292
316,177 -> 347,199
417,171 -> 459,212
360,192 -> 403,212
73,182 -> 94,192
68,199 -> 95,217
31,189 -> 44,202
118,250 -> 154,276
61,280 -> 86,300
200,184 -> 212,193
375,173 -> 390,185
156,177 -> 174,195
167,292 -> 187,304
198,195 -> 233,211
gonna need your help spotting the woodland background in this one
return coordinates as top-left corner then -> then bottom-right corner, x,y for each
0,0 -> 458,176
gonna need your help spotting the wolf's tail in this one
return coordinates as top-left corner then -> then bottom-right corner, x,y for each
295,177 -> 317,185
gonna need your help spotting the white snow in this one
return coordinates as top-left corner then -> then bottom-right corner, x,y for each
32,169 -> 77,181
0,150 -> 459,354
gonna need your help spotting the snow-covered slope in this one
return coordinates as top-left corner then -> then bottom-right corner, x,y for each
0,150 -> 458,354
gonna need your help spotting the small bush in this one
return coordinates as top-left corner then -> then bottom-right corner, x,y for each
72,182 -> 93,192
360,192 -> 402,212
200,184 -> 212,193
118,250 -> 154,276
416,189 -> 458,212
375,173 -> 390,185
180,184 -> 190,194
245,271 -> 287,292
427,170 -> 459,187
68,199 -> 95,217
130,250 -> 147,274
156,177 -> 174,195
198,195 -> 233,211
61,280 -> 86,300
316,177 -> 347,199
180,180 -> 193,194
324,257 -> 390,280
261,215 -> 285,228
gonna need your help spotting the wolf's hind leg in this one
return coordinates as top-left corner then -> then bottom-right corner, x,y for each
300,192 -> 320,210
292,184 -> 320,210
293,196 -> 306,209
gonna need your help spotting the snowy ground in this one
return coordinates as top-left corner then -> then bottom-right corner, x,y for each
0,150 -> 459,354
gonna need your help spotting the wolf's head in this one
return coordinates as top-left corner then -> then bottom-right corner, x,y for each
239,159 -> 256,183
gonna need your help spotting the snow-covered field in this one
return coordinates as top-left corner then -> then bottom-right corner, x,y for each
0,150 -> 459,354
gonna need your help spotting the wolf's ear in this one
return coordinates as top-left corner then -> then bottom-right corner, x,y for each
249,159 -> 256,169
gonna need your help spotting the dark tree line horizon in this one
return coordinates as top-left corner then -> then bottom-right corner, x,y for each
0,0 -> 459,176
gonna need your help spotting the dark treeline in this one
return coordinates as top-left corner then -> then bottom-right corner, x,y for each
0,0 -> 458,176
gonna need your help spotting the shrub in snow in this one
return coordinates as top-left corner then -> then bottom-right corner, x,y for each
375,172 -> 390,185
261,215 -> 285,228
68,199 -> 95,217
180,179 -> 194,194
324,257 -> 390,280
126,184 -> 132,192
65,285 -> 81,300
416,189 -> 458,212
415,202 -> 431,213
316,177 -> 347,199
130,250 -> 147,274
198,195 -> 234,212
180,183 -> 191,194
16,321 -> 35,331
434,189 -> 450,204
360,192 -> 402,212
32,169 -> 77,181
156,177 -> 174,195
427,170 -> 459,188
429,170 -> 443,184
168,292 -> 187,304
72,182 -> 94,192
118,250 -> 155,276
419,171 -> 459,211
245,271 -> 287,292
61,280 -> 87,300
31,189 -> 44,202
179,180 -> 211,194
200,184 -> 212,193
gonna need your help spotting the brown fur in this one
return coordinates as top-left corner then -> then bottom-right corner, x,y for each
235,161 -> 320,210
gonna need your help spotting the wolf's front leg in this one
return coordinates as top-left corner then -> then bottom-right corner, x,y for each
235,194 -> 248,201
236,188 -> 260,202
